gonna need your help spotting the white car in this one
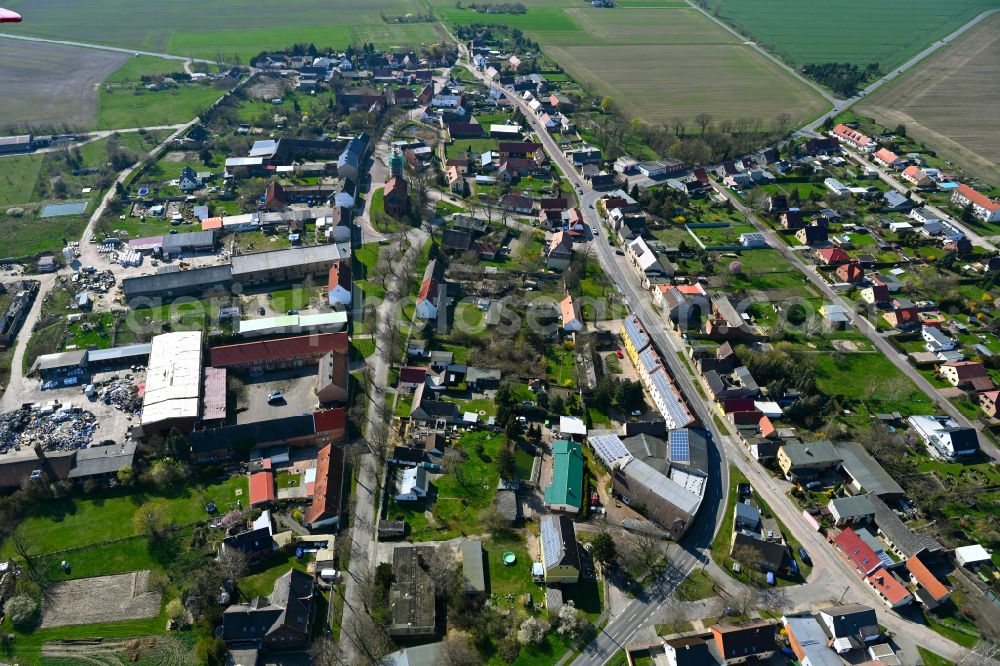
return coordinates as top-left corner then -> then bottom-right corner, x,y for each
267,391 -> 284,403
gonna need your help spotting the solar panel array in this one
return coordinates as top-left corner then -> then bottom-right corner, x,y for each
638,346 -> 662,375
650,369 -> 691,428
589,433 -> 633,467
669,429 -> 690,463
540,515 -> 561,569
622,314 -> 649,352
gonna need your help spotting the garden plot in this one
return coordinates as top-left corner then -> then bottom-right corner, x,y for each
41,570 -> 162,628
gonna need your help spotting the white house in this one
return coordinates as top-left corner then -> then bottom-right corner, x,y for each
952,184 -> 1000,223
907,415 -> 979,459
922,326 -> 955,353
395,466 -> 429,502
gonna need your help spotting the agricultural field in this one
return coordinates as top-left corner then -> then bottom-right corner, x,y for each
4,0 -> 444,60
0,40 -> 128,131
856,13 -> 1000,187
704,0 -> 1000,71
436,0 -> 827,126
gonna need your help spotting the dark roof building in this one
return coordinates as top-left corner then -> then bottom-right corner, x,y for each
389,546 -> 438,638
222,569 -> 315,648
710,621 -> 777,663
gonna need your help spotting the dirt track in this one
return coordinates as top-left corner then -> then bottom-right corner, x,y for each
0,39 -> 128,131
857,13 -> 1000,186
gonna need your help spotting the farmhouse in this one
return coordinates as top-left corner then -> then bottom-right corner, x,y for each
538,514 -> 580,584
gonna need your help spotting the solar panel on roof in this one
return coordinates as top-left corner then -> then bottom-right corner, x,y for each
589,434 -> 632,466
540,516 -> 561,569
669,429 -> 690,462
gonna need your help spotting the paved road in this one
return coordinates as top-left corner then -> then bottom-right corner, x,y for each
795,8 -> 1000,135
0,32 -> 215,63
712,182 -> 1000,462
837,147 -> 998,251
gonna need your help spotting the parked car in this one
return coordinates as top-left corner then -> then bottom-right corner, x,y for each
616,349 -> 623,359
267,391 -> 284,403
41,380 -> 59,390
797,547 -> 811,565
258,306 -> 266,316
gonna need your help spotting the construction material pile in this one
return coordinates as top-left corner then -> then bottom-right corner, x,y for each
0,405 -> 97,453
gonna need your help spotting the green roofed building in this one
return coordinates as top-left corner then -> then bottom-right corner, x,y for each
544,440 -> 584,513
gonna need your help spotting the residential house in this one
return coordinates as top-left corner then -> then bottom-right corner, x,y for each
704,293 -> 756,341
882,297 -> 918,329
922,326 -> 955,353
625,236 -> 674,285
781,208 -> 805,230
730,531 -> 787,572
828,494 -> 875,526
560,295 -> 583,332
906,555 -> 951,608
782,615 -> 844,666
222,569 -> 315,649
395,465 -> 429,502
902,165 -> 932,187
539,514 -> 580,584
818,604 -> 881,649
835,260 -> 864,283
710,621 -> 776,664
663,636 -> 718,666
907,415 -> 980,459
832,124 -> 874,152
815,247 -> 849,265
326,261 -> 352,307
409,383 -> 460,426
415,259 -> 445,320
777,441 -> 841,481
882,191 -> 912,211
304,444 -> 345,529
544,440 -> 584,512
501,193 -> 534,215
178,166 -> 201,192
832,527 -> 883,576
383,175 -> 408,218
873,148 -> 901,168
398,366 -> 427,392
951,184 -> 1000,223
834,441 -> 904,500
860,283 -> 890,305
795,225 -> 829,246
979,390 -> 999,418
546,230 -> 573,270
940,361 -> 993,390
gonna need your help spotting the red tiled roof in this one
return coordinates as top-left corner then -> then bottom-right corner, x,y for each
834,527 -> 882,575
817,247 -> 849,264
868,567 -> 911,605
327,260 -> 352,292
874,148 -> 899,164
957,184 -> 1000,213
313,408 -> 346,433
249,470 -> 275,506
560,295 -> 579,326
211,333 -> 348,368
833,124 -> 873,147
304,443 -> 345,525
201,217 -> 223,230
902,165 -> 926,181
906,555 -> 949,602
416,276 -> 437,304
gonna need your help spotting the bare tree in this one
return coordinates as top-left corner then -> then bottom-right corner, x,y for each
959,641 -> 1000,666
729,586 -> 758,618
756,586 -> 790,615
730,543 -> 763,574
670,116 -> 687,137
658,598 -> 687,635
428,546 -> 459,596
218,547 -> 249,581
694,112 -> 713,136
441,632 -> 482,666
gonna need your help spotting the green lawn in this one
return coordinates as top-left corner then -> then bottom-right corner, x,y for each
387,431 -> 504,541
917,647 -> 955,666
1,475 -> 248,557
98,84 -> 223,130
104,55 -> 196,83
239,549 -> 311,599
710,465 -> 747,568
546,343 -> 577,388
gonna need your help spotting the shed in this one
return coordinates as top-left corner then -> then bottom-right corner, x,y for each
461,540 -> 487,595
955,544 -> 991,567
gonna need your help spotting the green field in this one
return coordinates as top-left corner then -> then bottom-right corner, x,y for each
438,0 -> 827,125
6,0 -> 444,60
705,0 -> 1000,70
98,83 -> 223,130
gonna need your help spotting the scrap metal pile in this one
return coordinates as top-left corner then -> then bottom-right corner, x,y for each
100,378 -> 142,414
0,405 -> 97,454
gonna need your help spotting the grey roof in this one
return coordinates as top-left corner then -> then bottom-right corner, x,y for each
780,441 -> 841,468
161,229 -> 216,253
122,264 -> 232,299
461,540 -> 487,594
828,494 -> 875,518
622,432 -> 668,472
617,457 -> 701,515
783,616 -> 842,666
834,442 -> 904,498
735,501 -> 761,526
231,244 -> 346,277
390,546 -> 437,635
86,343 -> 151,364
32,349 -> 87,372
384,643 -> 444,666
868,493 -> 942,557
68,442 -> 137,478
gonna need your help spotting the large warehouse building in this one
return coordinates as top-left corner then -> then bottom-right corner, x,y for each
140,331 -> 204,433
